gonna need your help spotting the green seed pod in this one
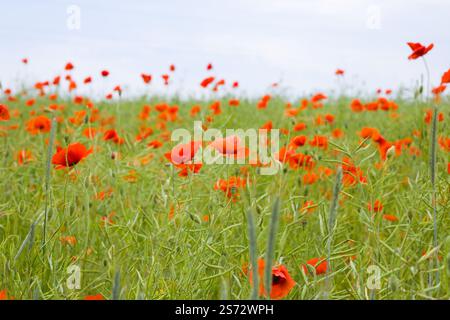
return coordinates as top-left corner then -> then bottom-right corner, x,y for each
389,275 -> 399,292
444,235 -> 450,249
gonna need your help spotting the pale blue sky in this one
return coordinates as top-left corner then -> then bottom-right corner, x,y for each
0,0 -> 449,98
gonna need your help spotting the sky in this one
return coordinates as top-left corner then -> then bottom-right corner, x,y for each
0,0 -> 449,98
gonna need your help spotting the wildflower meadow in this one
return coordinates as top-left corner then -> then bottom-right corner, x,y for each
0,3 -> 449,303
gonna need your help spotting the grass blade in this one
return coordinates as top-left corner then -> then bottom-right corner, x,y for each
112,269 -> 121,300
430,105 -> 439,287
246,209 -> 259,300
14,212 -> 43,261
264,197 -> 280,300
42,117 -> 57,251
324,166 -> 342,298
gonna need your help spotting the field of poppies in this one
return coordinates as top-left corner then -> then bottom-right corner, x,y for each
0,43 -> 449,300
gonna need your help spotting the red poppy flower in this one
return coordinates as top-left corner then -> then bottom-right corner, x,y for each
0,289 -> 10,300
209,135 -> 248,159
382,214 -> 398,222
52,76 -> 60,86
368,200 -> 383,212
309,135 -> 328,150
302,172 -> 318,185
17,149 -> 33,165
332,128 -> 344,138
249,258 -> 296,300
177,163 -> 203,177
432,85 -> 446,95
311,93 -> 327,103
162,74 -> 169,85
51,143 -> 92,169
302,257 -> 328,275
148,140 -> 163,149
82,127 -> 98,139
65,62 -> 74,70
141,73 -> 152,84
113,85 -> 122,96
441,69 -> 450,84
84,294 -> 105,300
69,80 -> 77,91
209,101 -> 221,115
424,109 -> 444,124
26,115 -> 51,134
275,147 -> 295,163
214,176 -> 246,200
164,140 -> 202,165
0,104 -> 10,121
341,157 -> 367,186
200,76 -> 215,88
407,42 -> 433,60
257,95 -> 271,109
335,69 -> 344,76
60,235 -> 77,246
82,76 -> 92,84
103,129 -> 124,144
350,99 -> 364,112
190,105 -> 201,117
289,136 -> 307,148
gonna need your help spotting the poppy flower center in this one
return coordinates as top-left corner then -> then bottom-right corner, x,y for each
272,275 -> 284,285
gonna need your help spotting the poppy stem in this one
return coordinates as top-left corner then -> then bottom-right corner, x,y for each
422,57 -> 431,102
430,105 -> 439,288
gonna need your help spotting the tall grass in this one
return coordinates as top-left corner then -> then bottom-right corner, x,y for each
264,197 -> 280,300
324,167 -> 342,299
246,209 -> 259,300
0,95 -> 448,300
429,105 -> 439,287
41,117 -> 57,251
112,269 -> 121,300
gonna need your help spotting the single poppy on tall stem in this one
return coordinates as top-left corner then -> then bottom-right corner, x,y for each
407,42 -> 434,100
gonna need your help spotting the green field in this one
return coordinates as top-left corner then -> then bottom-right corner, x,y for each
0,91 -> 449,300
